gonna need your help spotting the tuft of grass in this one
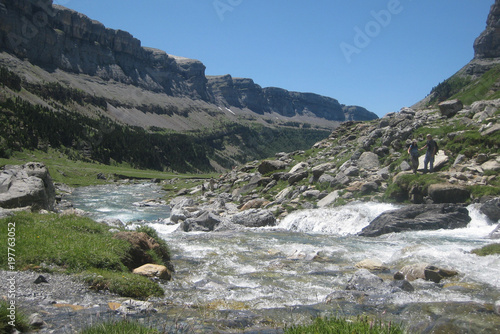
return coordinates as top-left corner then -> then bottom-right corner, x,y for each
135,225 -> 172,265
80,269 -> 164,299
0,212 -> 171,299
79,320 -> 162,334
285,316 -> 405,334
471,244 -> 500,256
0,212 -> 130,273
0,300 -> 31,334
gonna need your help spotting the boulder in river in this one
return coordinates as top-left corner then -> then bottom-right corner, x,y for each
480,197 -> 500,222
395,263 -> 458,283
358,204 -> 471,237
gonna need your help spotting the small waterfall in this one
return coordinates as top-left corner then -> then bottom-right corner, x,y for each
277,202 -> 398,235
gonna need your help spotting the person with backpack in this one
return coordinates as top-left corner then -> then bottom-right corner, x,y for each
420,134 -> 438,173
407,140 -> 419,174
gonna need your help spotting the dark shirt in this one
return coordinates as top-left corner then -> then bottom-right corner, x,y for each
425,140 -> 437,155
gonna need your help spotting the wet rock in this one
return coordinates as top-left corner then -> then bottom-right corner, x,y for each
231,209 -> 276,228
428,183 -> 470,204
396,263 -> 458,283
133,263 -> 172,280
116,299 -> 156,315
180,210 -> 221,232
480,197 -> 500,221
355,258 -> 388,271
345,269 -> 386,292
0,162 -> 56,211
495,300 -> 500,316
359,204 -> 471,237
287,250 -> 320,261
489,224 -> 500,239
389,279 -> 414,292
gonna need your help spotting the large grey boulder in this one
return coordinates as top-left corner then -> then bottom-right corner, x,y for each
180,211 -> 222,232
231,209 -> 276,228
438,99 -> 463,118
428,183 -> 471,204
0,162 -> 56,211
257,160 -> 287,175
357,152 -> 380,170
480,197 -> 500,222
359,204 -> 471,237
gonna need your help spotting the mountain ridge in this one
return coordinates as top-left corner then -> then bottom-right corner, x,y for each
0,0 -> 377,130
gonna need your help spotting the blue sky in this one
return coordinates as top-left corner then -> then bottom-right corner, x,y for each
55,0 -> 493,117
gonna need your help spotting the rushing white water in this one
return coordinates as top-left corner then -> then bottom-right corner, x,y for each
69,183 -> 500,313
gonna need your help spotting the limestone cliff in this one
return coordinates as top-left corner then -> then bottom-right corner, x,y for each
0,0 -> 376,127
474,0 -> 500,59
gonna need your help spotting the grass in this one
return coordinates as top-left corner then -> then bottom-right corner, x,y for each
0,148 -> 215,187
81,269 -> 164,299
0,300 -> 31,334
285,316 -> 405,334
0,212 -> 130,272
0,212 -> 168,299
471,243 -> 500,256
79,320 -> 162,334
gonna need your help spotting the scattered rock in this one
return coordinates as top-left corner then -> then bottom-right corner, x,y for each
439,99 -> 463,118
116,299 -> 156,315
257,160 -> 287,175
132,263 -> 172,280
232,209 -> 276,228
34,275 -> 49,284
355,258 -> 388,271
396,263 -> 458,283
357,152 -> 380,170
180,210 -> 222,232
28,313 -> 44,328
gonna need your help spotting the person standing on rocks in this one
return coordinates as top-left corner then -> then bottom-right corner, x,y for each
407,140 -> 419,174
420,134 -> 438,173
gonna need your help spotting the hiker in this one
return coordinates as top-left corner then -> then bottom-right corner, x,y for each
407,140 -> 419,173
420,134 -> 438,173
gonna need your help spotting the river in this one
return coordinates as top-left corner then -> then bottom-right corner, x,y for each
68,182 -> 500,333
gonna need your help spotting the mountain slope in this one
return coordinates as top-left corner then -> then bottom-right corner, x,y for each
0,0 -> 376,131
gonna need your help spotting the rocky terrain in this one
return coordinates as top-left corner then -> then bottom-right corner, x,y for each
164,98 -> 500,236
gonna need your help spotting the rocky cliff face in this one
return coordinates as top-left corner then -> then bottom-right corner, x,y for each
474,0 -> 500,59
0,0 -> 375,124
208,75 -> 377,121
0,0 -> 209,99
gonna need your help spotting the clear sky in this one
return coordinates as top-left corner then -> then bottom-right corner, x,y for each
54,0 -> 494,117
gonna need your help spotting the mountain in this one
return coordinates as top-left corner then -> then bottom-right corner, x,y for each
0,0 -> 376,131
414,0 -> 500,108
0,0 -> 377,172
